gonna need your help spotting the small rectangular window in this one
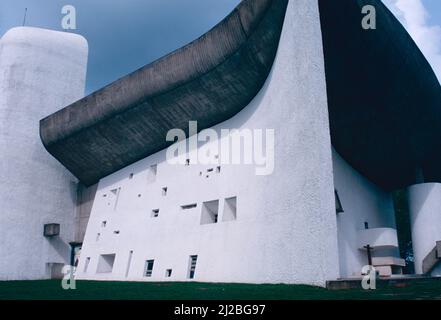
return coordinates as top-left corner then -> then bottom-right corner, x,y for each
201,200 -> 219,225
188,255 -> 198,279
101,221 -> 107,228
144,259 -> 154,277
162,187 -> 168,196
223,197 -> 237,222
147,164 -> 157,183
185,159 -> 190,166
125,250 -> 133,278
84,257 -> 91,273
113,230 -> 120,234
152,209 -> 160,218
165,269 -> 172,277
181,203 -> 197,210
129,173 -> 134,179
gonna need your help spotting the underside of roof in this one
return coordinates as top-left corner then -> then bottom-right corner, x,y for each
40,0 -> 441,190
40,0 -> 288,186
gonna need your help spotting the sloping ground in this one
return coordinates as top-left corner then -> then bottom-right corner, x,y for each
0,280 -> 440,300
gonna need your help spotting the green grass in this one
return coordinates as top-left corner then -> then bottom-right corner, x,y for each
0,280 -> 440,300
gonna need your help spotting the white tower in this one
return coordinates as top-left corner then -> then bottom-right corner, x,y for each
0,27 -> 88,280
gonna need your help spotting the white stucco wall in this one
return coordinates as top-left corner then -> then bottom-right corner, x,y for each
332,149 -> 399,277
76,0 -> 340,286
408,183 -> 441,275
0,27 -> 88,280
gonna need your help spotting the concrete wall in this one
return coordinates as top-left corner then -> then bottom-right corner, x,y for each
0,27 -> 88,280
75,184 -> 98,243
76,0 -> 340,286
332,149 -> 399,277
408,183 -> 441,275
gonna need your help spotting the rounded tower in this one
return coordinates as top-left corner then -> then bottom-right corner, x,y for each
0,27 -> 88,280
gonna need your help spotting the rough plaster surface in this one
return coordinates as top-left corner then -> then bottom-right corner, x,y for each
408,183 -> 441,275
0,27 -> 88,280
77,0 -> 338,285
76,0 -> 340,286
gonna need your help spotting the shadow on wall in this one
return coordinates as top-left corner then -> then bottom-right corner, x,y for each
393,189 -> 414,274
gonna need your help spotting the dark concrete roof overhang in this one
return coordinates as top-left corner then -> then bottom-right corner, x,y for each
319,0 -> 441,190
40,0 -> 289,186
41,0 -> 441,191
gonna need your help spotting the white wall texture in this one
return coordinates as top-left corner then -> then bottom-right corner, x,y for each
0,27 -> 88,280
408,183 -> 441,275
332,149 -> 400,277
76,0 -> 340,286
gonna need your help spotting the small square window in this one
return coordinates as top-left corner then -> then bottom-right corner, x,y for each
152,209 -> 160,218
97,254 -> 116,273
165,269 -> 172,277
101,221 -> 107,228
201,200 -> 219,225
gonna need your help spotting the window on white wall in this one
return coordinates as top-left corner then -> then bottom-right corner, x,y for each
108,187 -> 121,210
165,269 -> 172,277
162,187 -> 168,196
84,257 -> 91,273
200,200 -> 219,225
125,250 -> 133,278
222,197 -> 237,222
188,255 -> 198,279
152,209 -> 160,218
144,260 -> 154,277
147,164 -> 157,183
181,203 -> 197,210
97,254 -> 116,273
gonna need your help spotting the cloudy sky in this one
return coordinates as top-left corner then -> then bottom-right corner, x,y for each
0,0 -> 440,93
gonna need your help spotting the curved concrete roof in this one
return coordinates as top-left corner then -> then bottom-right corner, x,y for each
40,0 -> 289,186
319,0 -> 441,190
41,0 -> 441,190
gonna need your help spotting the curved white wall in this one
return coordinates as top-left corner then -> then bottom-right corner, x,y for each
0,27 -> 88,280
332,150 -> 399,277
408,183 -> 441,275
76,0 -> 340,286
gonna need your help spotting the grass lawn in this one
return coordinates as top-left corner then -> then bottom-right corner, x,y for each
0,280 -> 440,300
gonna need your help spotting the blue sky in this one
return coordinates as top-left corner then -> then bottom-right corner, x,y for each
0,0 -> 440,94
